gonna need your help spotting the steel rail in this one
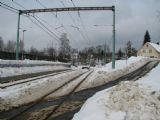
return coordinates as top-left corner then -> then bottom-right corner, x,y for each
0,69 -> 73,89
8,69 -> 91,120
43,70 -> 94,120
0,69 -> 71,84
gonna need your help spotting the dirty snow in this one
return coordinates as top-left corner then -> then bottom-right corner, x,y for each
76,56 -> 151,91
0,57 -> 157,112
73,62 -> 160,120
0,69 -> 87,111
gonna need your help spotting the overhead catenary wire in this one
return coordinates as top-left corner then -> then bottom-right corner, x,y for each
0,1 -> 59,42
11,0 -> 26,10
9,0 -> 60,41
0,1 -> 18,11
31,16 -> 60,40
0,4 -> 18,14
27,17 -> 59,41
35,0 -> 75,41
35,15 -> 63,35
60,1 -> 90,45
70,0 -> 92,45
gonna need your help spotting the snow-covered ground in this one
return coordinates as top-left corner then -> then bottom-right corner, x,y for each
0,66 -> 69,78
0,59 -> 70,78
0,69 -> 87,111
0,59 -> 69,65
0,57 -> 158,113
76,56 -> 152,91
73,61 -> 160,120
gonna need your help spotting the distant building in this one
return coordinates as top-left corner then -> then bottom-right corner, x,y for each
137,42 -> 160,58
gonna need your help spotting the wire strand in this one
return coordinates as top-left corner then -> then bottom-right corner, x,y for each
0,4 -> 18,14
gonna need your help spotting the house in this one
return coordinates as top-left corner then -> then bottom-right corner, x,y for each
137,42 -> 160,58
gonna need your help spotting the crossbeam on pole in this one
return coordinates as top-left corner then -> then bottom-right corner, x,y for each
20,6 -> 114,14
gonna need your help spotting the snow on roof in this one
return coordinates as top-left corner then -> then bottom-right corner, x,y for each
148,42 -> 160,53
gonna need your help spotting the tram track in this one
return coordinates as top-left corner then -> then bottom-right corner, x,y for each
0,69 -> 71,84
48,61 -> 159,120
0,69 -> 73,89
0,69 -> 93,120
0,61 -> 159,120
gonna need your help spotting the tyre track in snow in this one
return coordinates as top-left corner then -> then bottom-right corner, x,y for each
0,69 -> 93,120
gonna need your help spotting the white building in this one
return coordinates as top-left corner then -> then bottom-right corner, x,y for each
137,42 -> 160,58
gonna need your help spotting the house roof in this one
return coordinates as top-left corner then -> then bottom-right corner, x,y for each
148,42 -> 160,53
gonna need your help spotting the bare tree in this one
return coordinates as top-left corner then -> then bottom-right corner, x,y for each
117,48 -> 123,59
30,46 -> 38,55
5,40 -> 16,52
59,33 -> 71,61
0,36 -> 4,51
47,47 -> 56,60
126,41 -> 132,57
19,40 -> 24,53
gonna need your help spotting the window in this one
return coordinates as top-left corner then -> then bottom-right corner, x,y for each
149,49 -> 152,53
143,50 -> 145,53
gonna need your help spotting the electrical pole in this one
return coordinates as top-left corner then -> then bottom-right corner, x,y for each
16,11 -> 21,60
112,6 -> 116,69
104,40 -> 107,64
22,30 -> 26,60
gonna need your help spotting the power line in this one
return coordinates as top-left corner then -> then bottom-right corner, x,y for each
35,15 -> 63,35
70,0 -> 92,45
35,0 -> 74,40
0,1 -> 18,11
10,0 -> 60,41
32,16 -> 60,40
60,1 -> 89,45
0,4 -> 18,14
27,17 -> 59,40
11,0 -> 26,10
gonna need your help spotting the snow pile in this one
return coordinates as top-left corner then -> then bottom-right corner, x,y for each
106,82 -> 160,120
77,56 -> 151,91
73,81 -> 160,120
73,62 -> 160,120
137,63 -> 160,91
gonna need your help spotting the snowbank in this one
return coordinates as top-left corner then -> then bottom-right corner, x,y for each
73,62 -> 160,120
76,56 -> 151,91
73,81 -> 160,120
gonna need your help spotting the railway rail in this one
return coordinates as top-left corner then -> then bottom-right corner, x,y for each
0,61 -> 159,120
0,69 -> 71,84
50,61 -> 159,120
0,63 -> 70,68
0,69 -> 73,89
0,69 -> 93,120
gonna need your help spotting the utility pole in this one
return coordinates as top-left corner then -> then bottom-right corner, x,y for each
22,29 -> 26,60
104,40 -> 107,64
16,10 -> 21,60
112,6 -> 116,69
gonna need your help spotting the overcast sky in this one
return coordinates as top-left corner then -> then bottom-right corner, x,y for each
0,0 -> 160,51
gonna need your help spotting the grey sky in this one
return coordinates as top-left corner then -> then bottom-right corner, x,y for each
0,0 -> 160,51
